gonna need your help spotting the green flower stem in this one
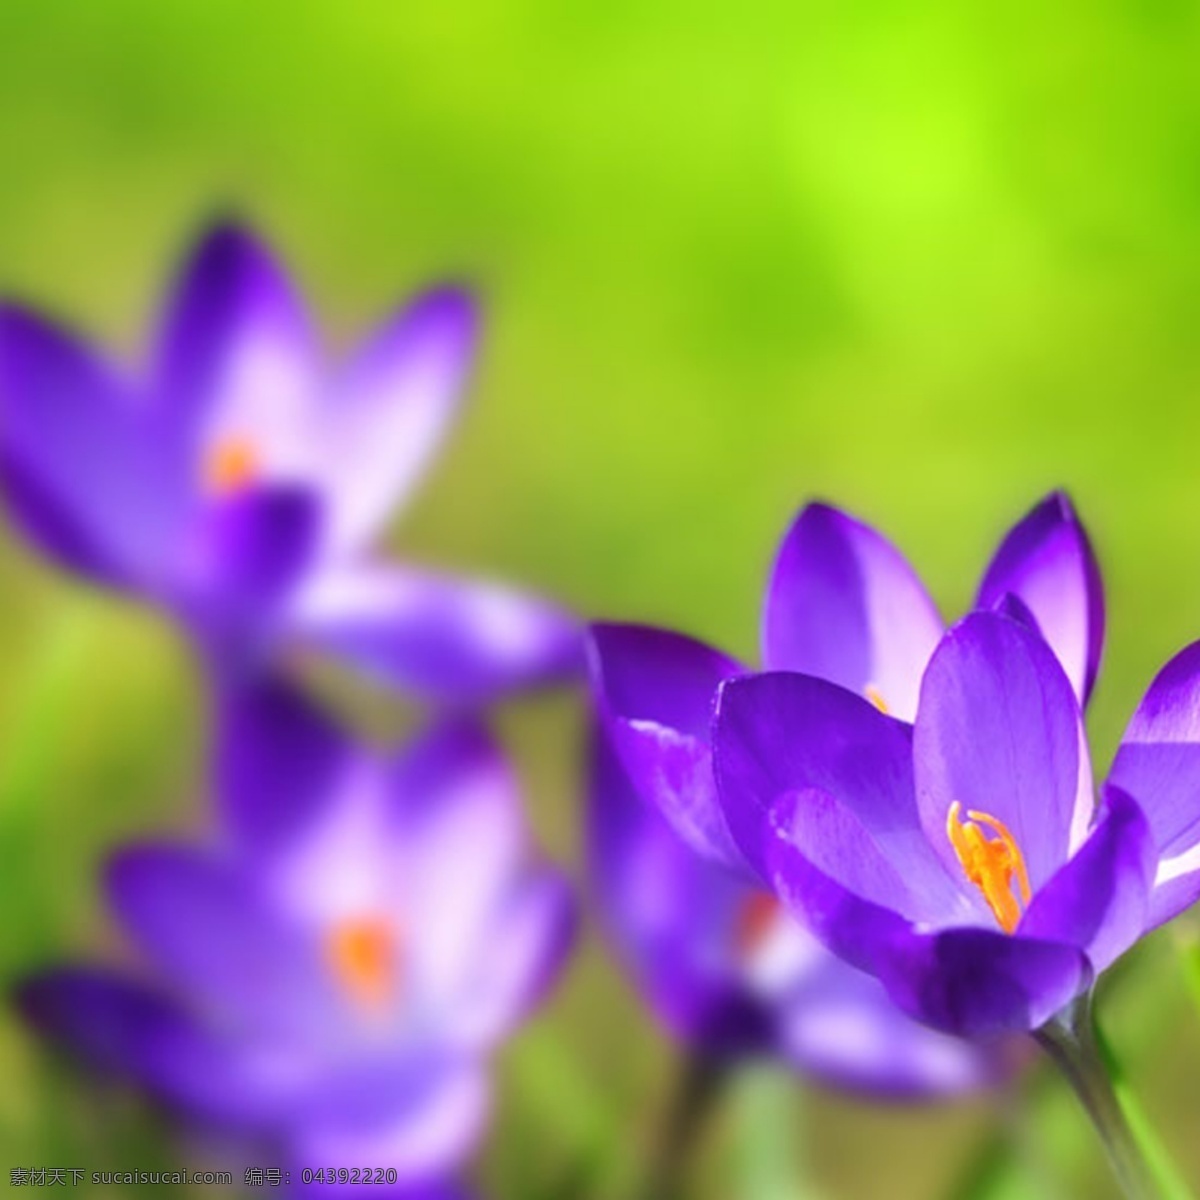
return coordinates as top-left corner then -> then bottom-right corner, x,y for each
638,1054 -> 727,1200
1034,994 -> 1159,1200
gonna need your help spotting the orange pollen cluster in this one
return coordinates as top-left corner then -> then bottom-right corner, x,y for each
864,684 -> 889,714
202,435 -> 260,496
945,802 -> 1031,933
324,916 -> 400,1013
734,892 -> 781,959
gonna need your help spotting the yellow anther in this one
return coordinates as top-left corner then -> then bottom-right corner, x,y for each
202,435 -> 260,496
946,801 -> 1031,934
324,916 -> 400,1013
864,684 -> 889,714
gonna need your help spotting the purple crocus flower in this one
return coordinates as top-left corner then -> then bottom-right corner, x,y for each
19,683 -> 575,1193
584,497 -> 1091,1092
589,491 -> 1099,878
589,727 -> 1006,1095
712,607 -> 1200,1039
0,224 -> 579,698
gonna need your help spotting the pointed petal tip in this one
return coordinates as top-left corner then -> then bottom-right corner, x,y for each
186,218 -> 274,268
585,620 -> 644,692
102,840 -> 191,915
402,284 -> 482,346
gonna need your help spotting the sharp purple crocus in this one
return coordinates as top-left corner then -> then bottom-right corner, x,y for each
585,495 -> 1092,1092
0,224 -> 580,698
589,491 -> 1100,877
714,605 -> 1200,1038
19,682 -> 575,1194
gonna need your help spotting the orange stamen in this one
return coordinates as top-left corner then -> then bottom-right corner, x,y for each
202,435 -> 259,496
864,684 -> 889,714
946,801 -> 1031,933
734,892 -> 781,959
324,916 -> 399,1012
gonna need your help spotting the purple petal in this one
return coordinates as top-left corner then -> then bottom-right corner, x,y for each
876,926 -> 1091,1038
763,807 -> 921,974
171,487 -> 320,652
290,1062 -> 488,1186
762,503 -> 943,721
1108,640 -> 1200,927
589,623 -> 749,874
1110,640 -> 1200,848
385,722 -> 537,1006
0,306 -> 184,585
976,491 -> 1105,706
713,672 -> 960,919
588,729 -> 777,1050
778,957 -> 1007,1097
152,223 -> 318,478
1020,787 -> 1155,973
215,678 -> 356,855
285,563 -> 581,701
913,612 -> 1094,902
450,867 -> 575,1048
105,843 -> 336,1039
16,969 -> 279,1125
320,288 -> 479,553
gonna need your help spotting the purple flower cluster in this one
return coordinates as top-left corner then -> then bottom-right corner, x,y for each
3,227 -> 580,1197
9,222 -> 1200,1196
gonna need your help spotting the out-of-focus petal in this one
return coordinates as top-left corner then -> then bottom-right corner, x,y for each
172,488 -> 320,643
589,623 -> 748,874
976,492 -> 1105,706
290,1061 -> 489,1188
913,612 -> 1093,898
588,730 -> 776,1050
779,957 -> 1006,1097
450,868 -> 575,1048
713,672 -> 960,919
876,926 -> 1090,1038
105,843 -> 337,1039
1020,787 -> 1155,973
15,969 -> 283,1125
286,563 -> 581,701
215,678 -> 356,855
762,503 -> 942,721
320,288 -> 479,553
386,721 -> 531,1006
152,223 -> 318,482
0,306 -> 183,585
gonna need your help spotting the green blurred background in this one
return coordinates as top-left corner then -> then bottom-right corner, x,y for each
2,1 -> 1200,1196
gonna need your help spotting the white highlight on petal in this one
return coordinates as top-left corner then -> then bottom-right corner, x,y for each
1155,840 -> 1200,888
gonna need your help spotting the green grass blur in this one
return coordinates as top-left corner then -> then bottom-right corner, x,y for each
2,2 -> 1200,1196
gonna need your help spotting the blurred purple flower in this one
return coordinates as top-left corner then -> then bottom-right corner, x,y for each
589,727 -> 1007,1096
713,608 -> 1200,1039
19,683 -> 575,1192
0,224 -> 580,699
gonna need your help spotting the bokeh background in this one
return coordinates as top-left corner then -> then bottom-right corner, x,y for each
3,2 -> 1200,1197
